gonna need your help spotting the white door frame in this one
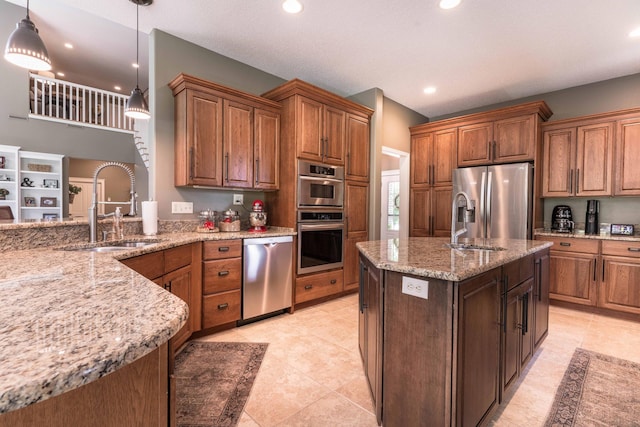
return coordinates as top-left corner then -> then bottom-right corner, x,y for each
381,146 -> 409,240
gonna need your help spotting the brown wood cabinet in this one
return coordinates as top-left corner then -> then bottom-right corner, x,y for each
201,240 -> 242,329
120,243 -> 202,351
344,182 -> 369,291
345,114 -> 370,181
542,120 -> 614,197
169,73 -> 281,190
615,117 -> 640,195
358,255 -> 383,424
295,269 -> 344,304
408,128 -> 456,237
533,249 -> 550,348
600,240 -> 640,315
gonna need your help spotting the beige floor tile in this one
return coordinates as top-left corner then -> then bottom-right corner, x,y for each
335,374 -> 376,415
275,391 -> 378,427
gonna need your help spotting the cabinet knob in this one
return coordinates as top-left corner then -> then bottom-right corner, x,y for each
218,303 -> 229,310
330,279 -> 337,284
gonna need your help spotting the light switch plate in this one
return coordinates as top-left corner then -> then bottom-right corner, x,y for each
402,276 -> 429,300
171,201 -> 193,214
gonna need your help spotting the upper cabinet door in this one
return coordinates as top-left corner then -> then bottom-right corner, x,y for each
615,118 -> 640,196
323,105 -> 346,165
494,115 -> 535,163
345,114 -> 370,181
410,133 -> 432,187
296,96 -> 324,162
187,90 -> 223,187
457,122 -> 493,167
254,108 -> 280,190
575,122 -> 613,196
223,100 -> 254,188
542,128 -> 575,197
432,129 -> 457,186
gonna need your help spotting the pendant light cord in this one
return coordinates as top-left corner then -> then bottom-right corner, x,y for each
136,3 -> 140,89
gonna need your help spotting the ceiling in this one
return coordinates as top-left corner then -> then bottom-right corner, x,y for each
4,0 -> 640,118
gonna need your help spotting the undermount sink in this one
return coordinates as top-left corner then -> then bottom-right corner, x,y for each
446,243 -> 507,252
61,240 -> 161,252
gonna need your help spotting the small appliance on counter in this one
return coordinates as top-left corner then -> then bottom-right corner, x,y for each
551,205 -> 574,233
585,200 -> 600,235
249,200 -> 268,233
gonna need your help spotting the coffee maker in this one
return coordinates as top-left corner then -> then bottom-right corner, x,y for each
552,205 -> 574,233
585,200 -> 599,235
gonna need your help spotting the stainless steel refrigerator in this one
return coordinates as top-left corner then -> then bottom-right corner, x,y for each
452,162 -> 533,240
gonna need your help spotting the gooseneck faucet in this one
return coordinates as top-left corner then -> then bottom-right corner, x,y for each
451,191 -> 476,244
88,162 -> 137,243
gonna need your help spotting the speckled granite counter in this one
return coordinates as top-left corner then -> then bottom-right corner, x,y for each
535,229 -> 640,242
357,237 -> 552,282
0,226 -> 295,414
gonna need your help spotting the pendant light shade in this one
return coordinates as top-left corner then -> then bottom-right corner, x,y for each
4,0 -> 51,71
125,0 -> 152,120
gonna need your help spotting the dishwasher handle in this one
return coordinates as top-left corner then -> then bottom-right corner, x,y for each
243,235 -> 293,246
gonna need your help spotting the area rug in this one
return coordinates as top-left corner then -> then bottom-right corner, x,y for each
174,341 -> 268,427
544,348 -> 640,427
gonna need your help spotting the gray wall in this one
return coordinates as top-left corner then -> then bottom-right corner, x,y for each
431,73 -> 640,230
0,1 -> 147,217
149,29 -> 286,219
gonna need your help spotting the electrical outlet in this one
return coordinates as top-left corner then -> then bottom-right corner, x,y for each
402,276 -> 429,300
233,194 -> 243,205
171,201 -> 193,214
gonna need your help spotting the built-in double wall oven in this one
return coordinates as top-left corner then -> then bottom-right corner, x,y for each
297,160 -> 345,275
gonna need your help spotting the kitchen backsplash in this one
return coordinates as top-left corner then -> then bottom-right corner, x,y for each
543,197 -> 640,235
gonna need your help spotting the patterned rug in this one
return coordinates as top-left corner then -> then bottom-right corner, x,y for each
175,341 -> 268,427
545,348 -> 640,426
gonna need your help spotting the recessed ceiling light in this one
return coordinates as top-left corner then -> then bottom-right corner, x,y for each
439,0 -> 461,9
423,86 -> 437,95
283,0 -> 303,14
57,71 -> 65,77
132,62 -> 139,68
64,42 -> 73,49
114,86 -> 122,91
629,27 -> 640,38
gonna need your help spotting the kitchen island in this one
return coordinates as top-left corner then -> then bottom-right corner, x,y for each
0,225 -> 295,426
357,237 -> 552,427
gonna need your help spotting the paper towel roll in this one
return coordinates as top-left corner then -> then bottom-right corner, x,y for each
142,201 -> 158,236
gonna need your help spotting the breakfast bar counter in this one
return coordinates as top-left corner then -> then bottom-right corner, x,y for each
0,225 -> 295,422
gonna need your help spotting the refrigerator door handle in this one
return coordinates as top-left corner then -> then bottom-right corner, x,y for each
480,171 -> 487,240
486,171 -> 493,239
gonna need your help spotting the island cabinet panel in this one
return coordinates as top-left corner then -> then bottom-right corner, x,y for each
201,240 -> 242,329
533,249 -> 550,348
358,255 -> 383,424
0,343 -> 168,427
456,267 -> 502,427
383,271 -> 453,427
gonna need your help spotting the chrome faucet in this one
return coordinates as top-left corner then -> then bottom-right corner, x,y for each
451,191 -> 476,244
88,162 -> 137,243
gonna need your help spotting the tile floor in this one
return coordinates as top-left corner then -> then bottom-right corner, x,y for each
195,294 -> 640,427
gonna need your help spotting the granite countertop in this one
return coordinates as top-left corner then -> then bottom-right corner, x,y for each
357,237 -> 552,282
0,227 -> 295,414
534,229 -> 640,242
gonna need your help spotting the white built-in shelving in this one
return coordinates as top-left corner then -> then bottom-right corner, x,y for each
18,151 -> 64,221
0,145 -> 21,220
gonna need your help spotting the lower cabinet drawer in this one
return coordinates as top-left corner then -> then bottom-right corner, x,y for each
602,240 -> 640,258
203,258 -> 242,294
542,236 -> 600,254
202,290 -> 241,329
295,270 -> 344,304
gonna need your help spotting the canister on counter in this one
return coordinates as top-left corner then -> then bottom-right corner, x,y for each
197,209 -> 218,232
219,209 -> 241,232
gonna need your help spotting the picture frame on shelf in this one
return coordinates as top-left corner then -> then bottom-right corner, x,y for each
43,179 -> 59,189
42,213 -> 59,221
0,156 -> 5,169
24,196 -> 36,207
40,197 -> 57,207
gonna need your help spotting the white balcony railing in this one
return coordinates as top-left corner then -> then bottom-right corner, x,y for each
29,73 -> 136,134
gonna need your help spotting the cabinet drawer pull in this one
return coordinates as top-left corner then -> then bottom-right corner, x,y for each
628,247 -> 640,252
304,284 -> 313,290
559,242 -> 571,247
576,169 -> 580,194
218,246 -> 230,252
217,303 -> 229,310
164,282 -> 172,291
225,153 -> 229,182
330,279 -> 337,284
255,158 -> 260,184
218,270 -> 230,276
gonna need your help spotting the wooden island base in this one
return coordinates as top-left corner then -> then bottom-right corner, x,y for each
0,343 -> 168,427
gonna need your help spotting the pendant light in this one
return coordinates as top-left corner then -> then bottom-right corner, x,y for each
125,0 -> 152,120
4,0 -> 51,71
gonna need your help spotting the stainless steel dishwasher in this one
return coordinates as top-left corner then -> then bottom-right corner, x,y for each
242,235 -> 293,320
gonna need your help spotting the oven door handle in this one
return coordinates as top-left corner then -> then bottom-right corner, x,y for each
299,222 -> 345,232
298,175 -> 344,185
